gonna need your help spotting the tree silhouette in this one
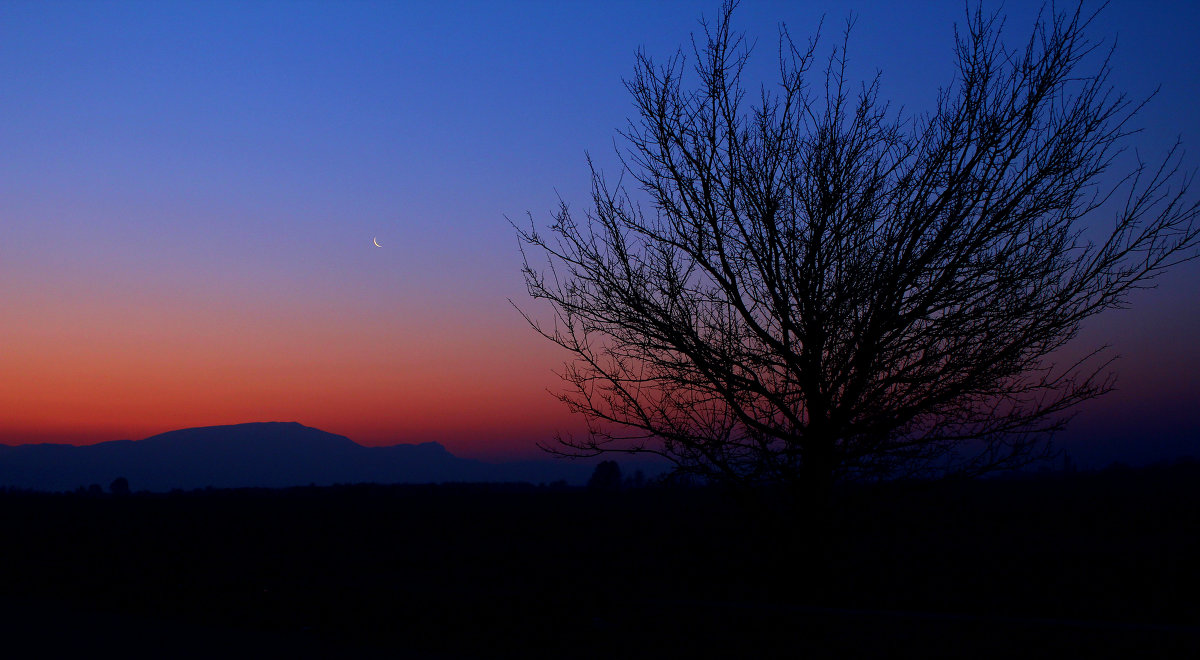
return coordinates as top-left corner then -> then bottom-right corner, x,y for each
109,477 -> 131,497
587,460 -> 623,491
515,2 -> 1199,510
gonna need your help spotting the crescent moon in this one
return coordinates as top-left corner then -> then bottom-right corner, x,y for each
373,237 -> 382,248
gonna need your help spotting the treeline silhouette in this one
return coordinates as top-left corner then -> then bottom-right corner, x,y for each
1,461 -> 1198,657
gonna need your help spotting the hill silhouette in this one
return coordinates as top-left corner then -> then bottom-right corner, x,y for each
0,422 -> 612,491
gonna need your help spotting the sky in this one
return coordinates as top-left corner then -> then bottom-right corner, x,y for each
1,1 -> 1196,465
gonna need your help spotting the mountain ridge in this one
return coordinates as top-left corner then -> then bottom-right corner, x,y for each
0,422 -> 618,492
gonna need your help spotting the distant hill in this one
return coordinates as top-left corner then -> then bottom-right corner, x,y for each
0,422 -> 633,492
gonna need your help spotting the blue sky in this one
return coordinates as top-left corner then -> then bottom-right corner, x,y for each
1,1 -> 1196,465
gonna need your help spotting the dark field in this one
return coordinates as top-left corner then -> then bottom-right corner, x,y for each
2,462 -> 1198,658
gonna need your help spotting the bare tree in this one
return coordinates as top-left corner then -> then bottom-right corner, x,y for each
515,2 -> 1198,508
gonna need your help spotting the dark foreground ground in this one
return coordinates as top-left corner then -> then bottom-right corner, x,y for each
1,461 -> 1198,658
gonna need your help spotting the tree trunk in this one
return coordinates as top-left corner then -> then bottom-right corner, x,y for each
776,445 -> 836,603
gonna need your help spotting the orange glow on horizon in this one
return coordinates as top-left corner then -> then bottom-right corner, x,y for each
0,281 -> 579,459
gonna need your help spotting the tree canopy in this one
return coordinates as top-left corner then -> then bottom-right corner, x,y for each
515,2 -> 1199,504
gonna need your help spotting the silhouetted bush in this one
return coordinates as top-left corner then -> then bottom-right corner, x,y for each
110,477 -> 131,496
587,461 -> 622,491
